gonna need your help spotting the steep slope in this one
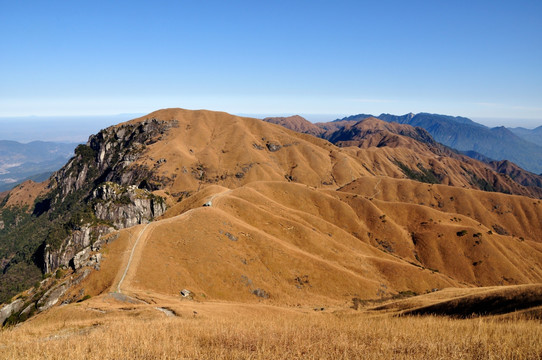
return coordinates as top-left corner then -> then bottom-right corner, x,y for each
0,118 -> 175,304
325,117 -> 437,148
489,160 -> 542,188
45,111 -> 542,297
2,180 -> 48,208
0,109 -> 372,305
334,119 -> 542,197
123,108 -> 369,194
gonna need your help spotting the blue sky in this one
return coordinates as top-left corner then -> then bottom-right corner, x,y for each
1,0 -> 541,127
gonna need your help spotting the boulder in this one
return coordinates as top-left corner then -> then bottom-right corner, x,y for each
0,299 -> 24,325
266,143 -> 282,152
72,247 -> 91,270
38,283 -> 68,312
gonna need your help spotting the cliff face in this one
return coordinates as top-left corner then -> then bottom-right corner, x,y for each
92,182 -> 166,228
43,225 -> 112,274
39,118 -> 172,274
49,117 -> 176,200
0,117 -> 174,325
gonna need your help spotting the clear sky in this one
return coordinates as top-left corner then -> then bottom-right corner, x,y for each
1,0 -> 541,127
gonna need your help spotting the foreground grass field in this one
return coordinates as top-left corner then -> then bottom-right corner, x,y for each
1,301 -> 541,360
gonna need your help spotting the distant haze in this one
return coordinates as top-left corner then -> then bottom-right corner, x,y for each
237,113 -> 348,124
0,114 -> 142,143
472,118 -> 542,129
243,113 -> 542,129
1,112 -> 541,144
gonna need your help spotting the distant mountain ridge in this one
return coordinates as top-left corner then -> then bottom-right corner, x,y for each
0,140 -> 77,191
509,126 -> 542,147
329,112 -> 542,174
264,115 -> 542,195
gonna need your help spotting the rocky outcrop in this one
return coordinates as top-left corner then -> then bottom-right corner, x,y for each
0,299 -> 24,325
43,225 -> 113,273
37,118 -> 172,275
92,182 -> 166,228
1,267 -> 96,327
43,180 -> 166,272
72,247 -> 91,270
71,248 -> 102,271
38,283 -> 69,312
49,118 -> 177,200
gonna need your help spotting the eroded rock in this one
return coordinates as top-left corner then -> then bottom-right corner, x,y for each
266,143 -> 282,152
44,225 -> 113,273
38,283 -> 69,312
92,182 -> 166,229
72,247 -> 91,270
0,299 -> 24,325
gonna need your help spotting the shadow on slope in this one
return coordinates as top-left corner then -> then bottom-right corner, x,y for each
371,285 -> 542,318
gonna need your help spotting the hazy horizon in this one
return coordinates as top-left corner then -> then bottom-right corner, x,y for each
2,2 -> 541,123
1,111 -> 541,144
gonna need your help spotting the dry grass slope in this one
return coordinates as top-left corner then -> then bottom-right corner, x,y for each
2,109 -> 542,359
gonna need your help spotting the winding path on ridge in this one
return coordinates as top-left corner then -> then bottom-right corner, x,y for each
370,178 -> 382,198
114,188 -> 232,296
116,223 -> 150,294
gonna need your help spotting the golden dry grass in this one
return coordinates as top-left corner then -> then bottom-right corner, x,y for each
60,177 -> 542,310
1,305 -> 541,360
2,109 -> 542,359
4,180 -> 47,208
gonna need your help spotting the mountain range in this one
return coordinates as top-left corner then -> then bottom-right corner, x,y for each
264,114 -> 542,194
317,113 -> 542,175
0,108 -> 540,333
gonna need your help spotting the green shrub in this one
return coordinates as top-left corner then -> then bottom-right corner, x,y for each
78,294 -> 91,302
55,269 -> 64,279
74,144 -> 96,162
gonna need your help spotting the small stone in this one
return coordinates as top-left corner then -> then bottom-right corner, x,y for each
252,288 -> 269,298
225,232 -> 238,241
266,143 -> 281,152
